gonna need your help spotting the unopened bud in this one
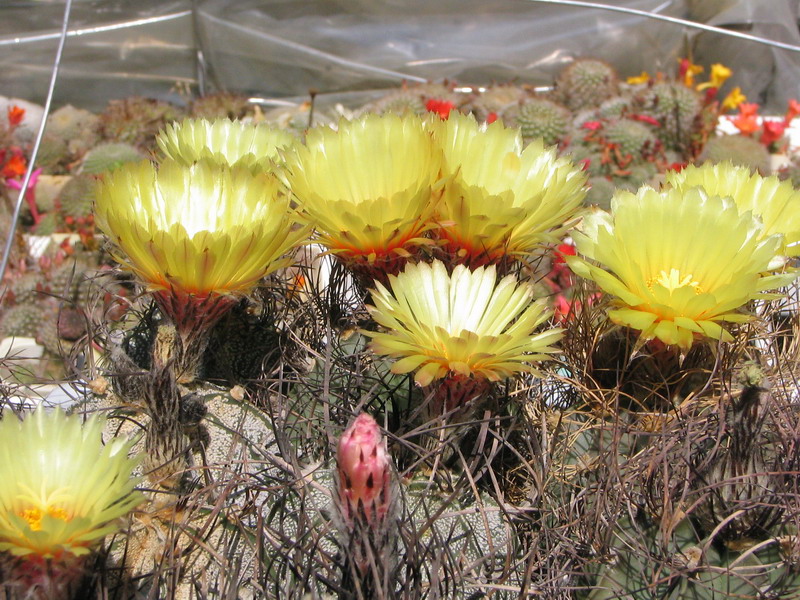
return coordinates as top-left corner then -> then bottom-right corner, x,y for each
336,413 -> 391,527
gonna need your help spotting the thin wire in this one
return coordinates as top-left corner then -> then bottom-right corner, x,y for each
0,0 -> 73,285
526,0 -> 800,54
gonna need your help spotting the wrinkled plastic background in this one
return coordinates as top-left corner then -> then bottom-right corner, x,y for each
0,0 -> 799,112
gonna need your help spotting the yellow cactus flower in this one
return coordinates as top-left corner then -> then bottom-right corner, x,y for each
0,408 -> 142,559
285,113 -> 442,282
95,159 -> 307,310
667,162 -> 800,257
721,86 -> 747,111
432,112 -> 587,269
626,71 -> 651,85
697,63 -> 732,90
365,260 -> 562,388
679,58 -> 704,87
566,187 -> 794,350
156,118 -> 296,171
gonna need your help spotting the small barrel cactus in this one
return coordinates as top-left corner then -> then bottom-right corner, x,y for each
555,58 -> 620,111
57,173 -> 97,222
636,81 -> 702,154
99,96 -> 185,151
189,91 -> 253,120
80,142 -> 143,175
467,83 -> 531,122
699,134 -> 772,174
504,97 -> 571,146
597,94 -> 632,119
603,117 -> 659,158
361,88 -> 427,117
0,304 -> 43,338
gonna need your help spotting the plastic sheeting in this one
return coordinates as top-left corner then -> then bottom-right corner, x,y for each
0,0 -> 799,112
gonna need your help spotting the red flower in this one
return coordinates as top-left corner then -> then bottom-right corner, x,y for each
630,114 -> 661,127
426,98 -> 455,119
1,153 -> 26,178
737,102 -> 760,117
732,115 -> 759,136
761,120 -> 786,147
546,242 -> 577,292
553,294 -> 575,324
553,242 -> 576,265
785,98 -> 800,124
7,105 -> 25,127
582,121 -> 602,131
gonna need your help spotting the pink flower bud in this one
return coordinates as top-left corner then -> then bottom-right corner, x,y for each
336,413 -> 391,526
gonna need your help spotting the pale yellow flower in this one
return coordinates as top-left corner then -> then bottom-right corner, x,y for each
0,408 -> 142,558
365,260 -> 562,386
432,112 -> 587,267
667,162 -> 800,257
95,159 -> 308,296
284,113 -> 442,275
566,187 -> 794,349
156,118 -> 296,171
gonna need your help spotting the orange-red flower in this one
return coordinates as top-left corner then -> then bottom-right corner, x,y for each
7,105 -> 25,127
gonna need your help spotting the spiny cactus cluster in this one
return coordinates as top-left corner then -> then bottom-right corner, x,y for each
2,55 -> 799,600
554,58 -> 621,111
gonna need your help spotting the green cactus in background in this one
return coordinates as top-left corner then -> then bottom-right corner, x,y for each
466,83 -> 531,123
699,134 -> 772,174
32,210 -> 61,235
361,88 -> 427,117
80,142 -> 143,175
189,92 -> 253,120
603,117 -> 659,158
57,173 -> 96,222
36,105 -> 102,173
504,97 -> 572,146
99,96 -> 185,151
585,175 -> 617,208
555,58 -> 620,111
0,304 -> 43,338
636,81 -> 702,155
597,95 -> 632,119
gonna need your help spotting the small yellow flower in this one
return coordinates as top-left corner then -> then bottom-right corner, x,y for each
365,260 -> 562,386
285,114 -> 442,278
156,118 -> 296,171
721,86 -> 747,111
432,112 -> 587,268
0,408 -> 142,558
627,71 -> 651,85
95,159 -> 308,296
679,58 -> 704,87
697,63 -> 732,90
667,162 -> 800,257
566,186 -> 794,349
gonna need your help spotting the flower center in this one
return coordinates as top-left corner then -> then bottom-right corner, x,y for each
647,268 -> 703,294
19,506 -> 70,531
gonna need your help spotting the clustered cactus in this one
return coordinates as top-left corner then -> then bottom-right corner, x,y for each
2,55 -> 800,600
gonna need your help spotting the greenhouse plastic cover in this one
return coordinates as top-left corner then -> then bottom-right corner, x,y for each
1,0 -> 799,112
